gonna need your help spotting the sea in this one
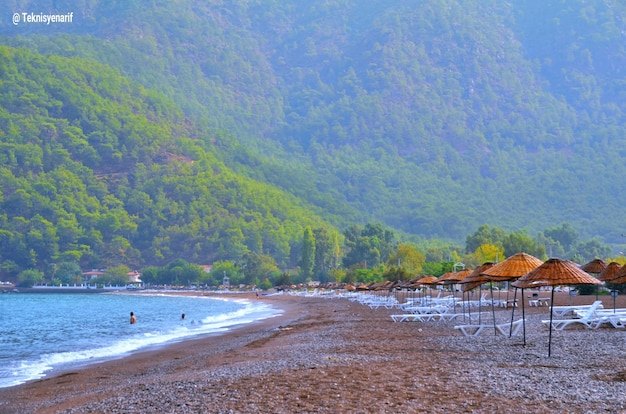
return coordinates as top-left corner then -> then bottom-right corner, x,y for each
0,291 -> 282,388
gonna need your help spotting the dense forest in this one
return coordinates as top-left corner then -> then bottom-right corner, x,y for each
0,46 -> 335,277
1,1 -> 626,283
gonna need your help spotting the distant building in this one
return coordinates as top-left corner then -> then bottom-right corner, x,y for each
82,270 -> 105,280
128,270 -> 142,284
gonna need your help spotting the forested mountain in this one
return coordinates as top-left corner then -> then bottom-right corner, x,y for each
1,0 -> 626,274
0,46 -> 333,273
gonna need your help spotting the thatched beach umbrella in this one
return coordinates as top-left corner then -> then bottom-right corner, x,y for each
403,277 -> 424,303
438,269 -> 471,286
460,263 -> 495,292
481,253 -> 544,337
598,262 -> 622,282
416,276 -> 438,285
605,263 -> 626,284
602,263 -> 626,312
416,275 -> 440,304
581,258 -> 608,299
437,269 -> 471,304
459,262 -> 495,323
512,258 -> 602,357
581,258 -> 608,274
481,252 -> 544,282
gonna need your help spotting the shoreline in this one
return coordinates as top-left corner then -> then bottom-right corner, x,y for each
0,290 -> 282,390
0,291 -> 625,413
0,291 -> 301,413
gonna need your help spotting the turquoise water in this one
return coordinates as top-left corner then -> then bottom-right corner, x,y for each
0,292 -> 281,388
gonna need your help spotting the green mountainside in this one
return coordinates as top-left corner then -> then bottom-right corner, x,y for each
0,46 -> 332,272
1,0 -> 626,274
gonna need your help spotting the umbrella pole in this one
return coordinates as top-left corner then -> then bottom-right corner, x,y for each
612,286 -> 616,313
614,289 -> 616,313
462,290 -> 467,323
478,286 -> 482,325
548,287 -> 555,357
508,287 -> 517,338
517,288 -> 527,346
491,284 -> 497,336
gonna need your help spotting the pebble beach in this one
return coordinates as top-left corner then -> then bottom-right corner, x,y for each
0,290 -> 624,413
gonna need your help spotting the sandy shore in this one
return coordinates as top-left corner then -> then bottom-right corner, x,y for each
0,290 -> 625,413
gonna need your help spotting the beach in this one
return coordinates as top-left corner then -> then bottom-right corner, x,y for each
0,290 -> 625,413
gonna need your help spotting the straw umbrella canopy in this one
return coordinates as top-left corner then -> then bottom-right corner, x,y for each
437,269 -> 471,302
412,276 -> 438,303
580,258 -> 608,274
512,258 -> 602,356
458,262 -> 495,323
597,262 -> 622,282
436,270 -> 461,293
460,262 -> 495,292
480,253 -> 544,337
416,276 -> 438,285
606,263 -> 626,284
602,264 -> 626,312
581,258 -> 608,299
480,252 -> 544,282
438,269 -> 472,285
436,271 -> 461,284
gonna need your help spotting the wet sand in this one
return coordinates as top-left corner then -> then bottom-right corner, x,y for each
0,290 -> 624,413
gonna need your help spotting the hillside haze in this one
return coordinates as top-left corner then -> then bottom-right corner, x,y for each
1,0 -> 626,268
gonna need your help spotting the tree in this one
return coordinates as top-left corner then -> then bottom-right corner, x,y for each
544,223 -> 579,253
386,244 -> 425,276
273,272 -> 291,287
572,239 -> 612,263
383,266 -> 410,282
165,259 -> 203,286
362,223 -> 396,262
342,223 -> 396,268
210,260 -> 242,286
473,243 -> 504,265
535,232 -> 565,259
502,230 -> 545,259
241,252 -> 279,285
54,261 -> 83,284
17,268 -> 44,287
139,265 -> 161,285
99,265 -> 130,286
465,225 -> 506,253
299,226 -> 315,280
312,227 -> 340,281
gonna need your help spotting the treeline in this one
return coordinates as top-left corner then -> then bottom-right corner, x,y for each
15,220 -> 623,289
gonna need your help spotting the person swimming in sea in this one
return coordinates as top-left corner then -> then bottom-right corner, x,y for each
130,312 -> 137,324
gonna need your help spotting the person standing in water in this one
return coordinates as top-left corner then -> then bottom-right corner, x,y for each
130,312 -> 137,324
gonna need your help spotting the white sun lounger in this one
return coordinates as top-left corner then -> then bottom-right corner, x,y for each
542,301 -> 603,331
550,300 -> 603,318
599,315 -> 626,329
454,319 -> 525,337
588,309 -> 626,329
391,312 -> 488,323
